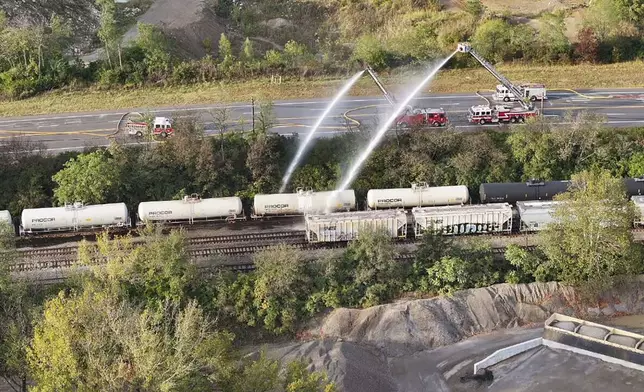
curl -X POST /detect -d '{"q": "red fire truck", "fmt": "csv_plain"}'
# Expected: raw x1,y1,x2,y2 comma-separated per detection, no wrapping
126,117,174,138
467,105,537,125
397,108,448,128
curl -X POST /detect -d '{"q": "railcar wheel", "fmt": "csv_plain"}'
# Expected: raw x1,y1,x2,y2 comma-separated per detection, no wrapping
503,97,510,102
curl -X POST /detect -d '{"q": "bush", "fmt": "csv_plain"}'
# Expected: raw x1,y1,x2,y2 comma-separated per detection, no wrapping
352,34,391,70
172,61,199,84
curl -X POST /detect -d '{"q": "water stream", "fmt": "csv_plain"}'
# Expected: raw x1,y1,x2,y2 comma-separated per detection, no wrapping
330,52,457,202
279,70,365,193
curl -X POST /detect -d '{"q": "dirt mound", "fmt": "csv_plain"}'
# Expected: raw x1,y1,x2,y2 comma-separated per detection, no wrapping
1,0,99,51
264,278,644,391
317,281,575,357
121,0,227,59
267,340,397,392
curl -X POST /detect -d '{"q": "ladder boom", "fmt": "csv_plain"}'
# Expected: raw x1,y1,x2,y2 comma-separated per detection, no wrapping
365,65,397,106
457,43,532,110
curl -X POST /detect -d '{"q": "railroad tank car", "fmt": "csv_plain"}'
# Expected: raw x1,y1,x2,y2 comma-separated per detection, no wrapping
305,210,407,243
479,179,571,203
0,210,11,226
411,203,513,237
253,189,356,217
20,203,129,234
516,201,561,232
367,183,470,209
625,178,644,197
138,195,243,224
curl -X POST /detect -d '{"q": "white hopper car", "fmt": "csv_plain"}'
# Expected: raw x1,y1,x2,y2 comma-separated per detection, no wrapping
412,203,513,237
20,203,130,235
253,189,356,217
516,201,561,232
0,210,11,226
367,183,469,209
631,196,644,225
138,195,244,224
305,210,408,243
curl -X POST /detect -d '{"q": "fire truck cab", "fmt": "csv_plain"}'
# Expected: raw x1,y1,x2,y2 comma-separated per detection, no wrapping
494,84,547,102
397,108,448,128
126,116,174,138
467,105,537,125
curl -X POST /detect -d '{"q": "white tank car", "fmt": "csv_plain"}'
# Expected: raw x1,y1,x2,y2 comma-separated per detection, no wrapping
0,210,11,225
516,201,561,232
367,183,469,209
632,196,644,226
253,189,356,217
21,203,129,234
138,195,243,223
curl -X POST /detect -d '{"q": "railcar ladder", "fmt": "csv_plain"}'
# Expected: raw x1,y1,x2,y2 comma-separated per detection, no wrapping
457,43,533,110
365,65,397,106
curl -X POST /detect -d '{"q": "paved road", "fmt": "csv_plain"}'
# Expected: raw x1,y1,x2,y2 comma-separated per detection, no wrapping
1,88,644,152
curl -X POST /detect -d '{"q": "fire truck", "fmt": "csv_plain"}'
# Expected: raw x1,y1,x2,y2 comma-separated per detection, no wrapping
494,84,547,102
457,43,541,113
397,108,448,128
467,105,537,125
365,65,449,128
126,116,174,138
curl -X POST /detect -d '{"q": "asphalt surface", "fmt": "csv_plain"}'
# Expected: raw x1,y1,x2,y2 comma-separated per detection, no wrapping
1,88,644,152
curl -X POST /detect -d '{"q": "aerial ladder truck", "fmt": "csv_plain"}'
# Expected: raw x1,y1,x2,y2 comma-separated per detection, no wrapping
456,43,540,125
365,65,449,128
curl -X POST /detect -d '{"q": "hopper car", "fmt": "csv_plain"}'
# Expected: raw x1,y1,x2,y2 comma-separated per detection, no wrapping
0,210,11,226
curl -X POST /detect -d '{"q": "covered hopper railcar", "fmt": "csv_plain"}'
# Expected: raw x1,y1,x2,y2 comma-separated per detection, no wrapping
411,203,513,237
253,189,356,218
367,183,469,209
138,195,244,224
515,201,561,232
0,210,11,226
20,203,130,235
480,179,571,204
305,210,408,243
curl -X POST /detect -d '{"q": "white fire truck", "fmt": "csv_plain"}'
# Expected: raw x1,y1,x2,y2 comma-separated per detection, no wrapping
467,105,537,125
125,116,174,138
494,84,547,102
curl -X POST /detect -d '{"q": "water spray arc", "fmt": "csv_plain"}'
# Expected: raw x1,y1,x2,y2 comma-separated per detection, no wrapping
279,70,365,193
332,52,457,197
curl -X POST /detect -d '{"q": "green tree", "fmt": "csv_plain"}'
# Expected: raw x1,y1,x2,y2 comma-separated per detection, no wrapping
241,37,255,62
352,34,389,70
423,239,501,295
317,228,403,308
27,288,235,392
252,245,312,334
465,0,485,18
540,169,642,290
79,229,197,308
246,132,283,194
96,0,121,69
218,33,234,70
52,151,120,205
471,19,514,62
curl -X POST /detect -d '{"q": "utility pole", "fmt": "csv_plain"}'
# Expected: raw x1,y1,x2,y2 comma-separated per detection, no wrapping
251,98,255,133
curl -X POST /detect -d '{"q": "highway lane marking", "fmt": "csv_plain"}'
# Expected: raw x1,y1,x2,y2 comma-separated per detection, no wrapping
5,89,644,124
5,103,644,135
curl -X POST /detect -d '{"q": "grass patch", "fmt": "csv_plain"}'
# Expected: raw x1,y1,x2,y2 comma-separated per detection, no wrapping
1,61,644,117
